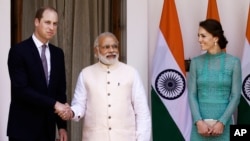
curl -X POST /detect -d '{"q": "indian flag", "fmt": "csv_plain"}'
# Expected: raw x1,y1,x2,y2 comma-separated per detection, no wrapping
151,0,192,141
237,4,250,124
206,0,226,53
206,0,220,21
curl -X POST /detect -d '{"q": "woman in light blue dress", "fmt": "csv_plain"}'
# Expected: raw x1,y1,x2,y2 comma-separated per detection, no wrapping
188,19,242,141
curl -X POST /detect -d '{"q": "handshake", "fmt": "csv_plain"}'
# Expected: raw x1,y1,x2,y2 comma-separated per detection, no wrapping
54,101,74,120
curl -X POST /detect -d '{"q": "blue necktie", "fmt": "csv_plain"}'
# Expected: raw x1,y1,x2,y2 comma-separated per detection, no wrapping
41,44,48,84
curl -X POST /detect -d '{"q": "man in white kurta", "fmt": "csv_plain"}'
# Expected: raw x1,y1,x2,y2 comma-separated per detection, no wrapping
68,32,151,141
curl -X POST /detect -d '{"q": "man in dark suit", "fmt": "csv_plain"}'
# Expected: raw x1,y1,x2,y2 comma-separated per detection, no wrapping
7,6,68,141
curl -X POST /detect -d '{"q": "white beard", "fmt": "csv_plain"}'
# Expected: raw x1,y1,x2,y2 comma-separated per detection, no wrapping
98,52,119,65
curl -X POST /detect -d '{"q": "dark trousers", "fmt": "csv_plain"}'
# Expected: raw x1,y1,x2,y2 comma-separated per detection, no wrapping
9,138,24,141
9,122,53,141
9,136,51,141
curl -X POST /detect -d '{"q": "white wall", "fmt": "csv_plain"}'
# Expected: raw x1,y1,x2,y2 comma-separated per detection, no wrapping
127,0,149,92
0,0,10,141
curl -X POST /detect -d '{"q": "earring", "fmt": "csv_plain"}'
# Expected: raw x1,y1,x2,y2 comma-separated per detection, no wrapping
214,42,217,46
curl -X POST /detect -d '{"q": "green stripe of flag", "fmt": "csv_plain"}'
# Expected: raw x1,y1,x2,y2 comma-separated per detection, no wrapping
237,96,250,124
151,87,185,141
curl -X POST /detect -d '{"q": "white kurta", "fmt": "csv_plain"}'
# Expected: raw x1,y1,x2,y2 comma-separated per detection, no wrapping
71,61,151,141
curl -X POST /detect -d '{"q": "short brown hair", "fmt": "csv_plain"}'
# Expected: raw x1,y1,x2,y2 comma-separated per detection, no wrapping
35,6,58,21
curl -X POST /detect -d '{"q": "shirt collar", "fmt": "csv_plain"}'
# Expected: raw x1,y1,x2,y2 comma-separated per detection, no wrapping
97,61,120,70
32,34,49,48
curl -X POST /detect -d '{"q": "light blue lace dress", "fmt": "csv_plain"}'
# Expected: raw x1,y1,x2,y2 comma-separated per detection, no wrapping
188,52,241,141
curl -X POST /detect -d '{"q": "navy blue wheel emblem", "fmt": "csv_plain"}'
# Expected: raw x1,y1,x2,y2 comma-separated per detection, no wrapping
242,74,250,101
155,69,185,100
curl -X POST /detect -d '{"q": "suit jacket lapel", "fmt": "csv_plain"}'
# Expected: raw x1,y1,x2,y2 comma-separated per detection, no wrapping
29,37,48,86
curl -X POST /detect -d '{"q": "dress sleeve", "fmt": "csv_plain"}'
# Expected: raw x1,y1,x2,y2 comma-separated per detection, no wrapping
218,58,242,125
188,58,202,124
71,71,87,121
132,70,151,141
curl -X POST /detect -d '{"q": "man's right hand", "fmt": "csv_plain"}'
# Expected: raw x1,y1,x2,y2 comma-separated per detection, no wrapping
54,102,72,120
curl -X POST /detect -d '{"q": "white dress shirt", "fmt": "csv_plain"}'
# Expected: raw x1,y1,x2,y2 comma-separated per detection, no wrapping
32,34,51,81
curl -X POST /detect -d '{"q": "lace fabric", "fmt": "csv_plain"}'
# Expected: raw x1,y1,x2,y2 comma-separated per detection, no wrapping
188,52,242,141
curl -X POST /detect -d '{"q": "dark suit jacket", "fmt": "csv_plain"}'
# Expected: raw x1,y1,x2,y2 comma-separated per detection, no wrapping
7,37,67,141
